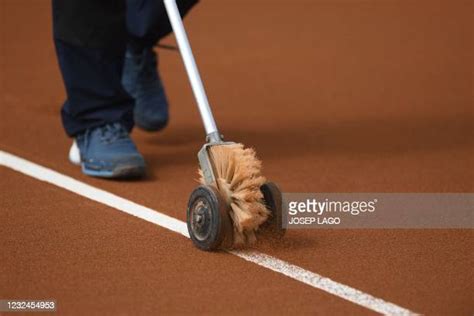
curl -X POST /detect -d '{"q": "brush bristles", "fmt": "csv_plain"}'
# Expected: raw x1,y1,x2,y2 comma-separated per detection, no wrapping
199,143,269,247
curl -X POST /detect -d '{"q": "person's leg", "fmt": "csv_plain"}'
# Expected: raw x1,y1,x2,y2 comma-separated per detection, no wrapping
53,0,133,136
53,0,145,178
55,39,134,136
122,0,199,131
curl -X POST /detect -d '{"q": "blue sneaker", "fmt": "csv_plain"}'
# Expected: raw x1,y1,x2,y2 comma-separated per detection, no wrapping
122,47,169,131
72,123,146,178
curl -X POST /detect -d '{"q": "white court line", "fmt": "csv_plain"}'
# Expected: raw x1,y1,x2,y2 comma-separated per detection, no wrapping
0,150,416,315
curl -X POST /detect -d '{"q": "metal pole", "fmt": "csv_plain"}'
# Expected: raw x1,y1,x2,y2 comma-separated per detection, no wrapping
163,0,220,140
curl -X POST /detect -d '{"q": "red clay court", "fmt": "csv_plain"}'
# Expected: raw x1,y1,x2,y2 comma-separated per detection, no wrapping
1,1,473,314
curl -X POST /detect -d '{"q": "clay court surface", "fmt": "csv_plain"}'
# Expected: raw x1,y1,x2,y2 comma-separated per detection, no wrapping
1,1,473,314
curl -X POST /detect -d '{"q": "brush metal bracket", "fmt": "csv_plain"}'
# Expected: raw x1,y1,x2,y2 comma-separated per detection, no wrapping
198,135,235,185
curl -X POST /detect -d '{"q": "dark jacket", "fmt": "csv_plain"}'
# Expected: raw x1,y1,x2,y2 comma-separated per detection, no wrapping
53,0,199,50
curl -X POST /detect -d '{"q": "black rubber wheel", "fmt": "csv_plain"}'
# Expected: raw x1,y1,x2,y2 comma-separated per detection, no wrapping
260,182,286,238
187,185,233,251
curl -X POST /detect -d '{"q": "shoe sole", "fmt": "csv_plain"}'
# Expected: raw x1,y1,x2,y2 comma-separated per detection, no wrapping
81,163,146,179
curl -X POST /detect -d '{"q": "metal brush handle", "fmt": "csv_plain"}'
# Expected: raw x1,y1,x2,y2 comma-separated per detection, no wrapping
163,0,222,143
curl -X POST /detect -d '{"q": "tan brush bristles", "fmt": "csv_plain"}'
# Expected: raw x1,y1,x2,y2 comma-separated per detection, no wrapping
198,143,269,247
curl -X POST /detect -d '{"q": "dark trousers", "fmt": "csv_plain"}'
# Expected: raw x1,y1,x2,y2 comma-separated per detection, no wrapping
53,0,198,136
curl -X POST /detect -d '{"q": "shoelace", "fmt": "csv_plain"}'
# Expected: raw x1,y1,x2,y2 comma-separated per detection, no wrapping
76,123,127,159
99,123,128,144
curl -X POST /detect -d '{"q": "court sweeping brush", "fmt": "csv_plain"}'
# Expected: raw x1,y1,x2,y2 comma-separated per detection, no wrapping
164,0,272,248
